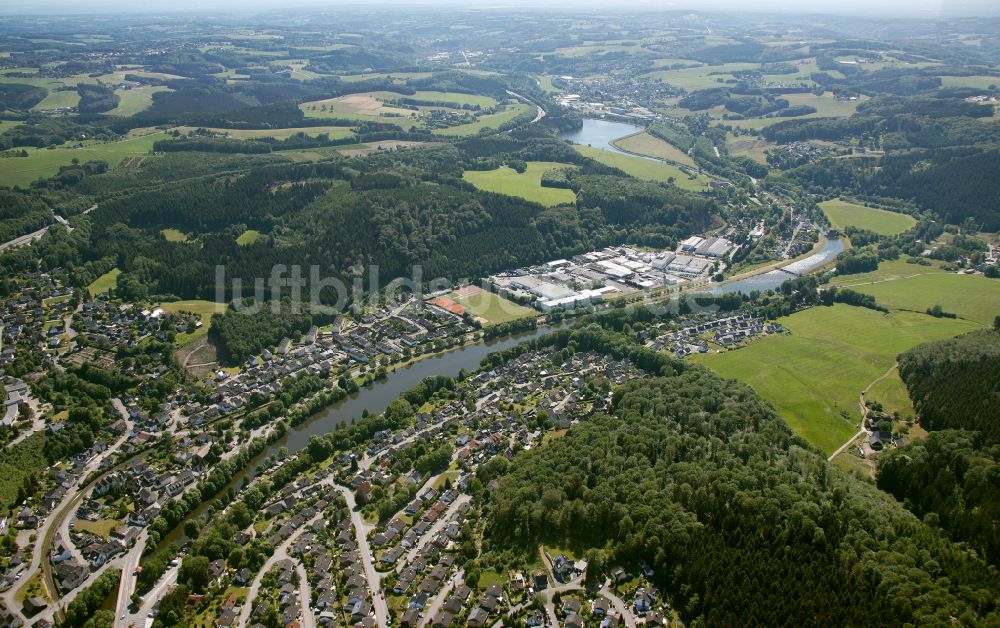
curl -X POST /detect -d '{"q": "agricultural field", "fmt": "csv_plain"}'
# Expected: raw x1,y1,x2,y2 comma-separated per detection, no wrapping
0,131,168,187
338,72,433,82
301,90,498,126
174,125,355,140
939,75,1000,89
721,93,865,130
611,131,696,166
573,145,709,191
86,268,121,296
645,62,760,89
820,199,917,236
0,120,22,134
691,304,978,455
431,103,532,137
462,161,576,206
836,269,1000,327
107,86,170,116
448,286,536,326
301,92,418,122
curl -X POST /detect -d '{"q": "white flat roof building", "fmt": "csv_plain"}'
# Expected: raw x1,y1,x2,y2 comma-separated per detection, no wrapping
681,236,705,251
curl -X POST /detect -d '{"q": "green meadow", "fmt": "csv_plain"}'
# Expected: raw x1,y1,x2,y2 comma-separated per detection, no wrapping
86,268,121,296
691,304,978,455
462,161,576,206
573,145,709,192
820,199,917,236
0,132,168,187
449,289,537,326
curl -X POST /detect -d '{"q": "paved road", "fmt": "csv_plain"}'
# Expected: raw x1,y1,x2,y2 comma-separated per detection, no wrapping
334,484,389,626
296,562,315,628
0,420,133,624
599,582,637,628
0,226,49,253
398,494,470,572
238,511,320,628
505,90,546,124
418,570,463,628
129,561,178,627
115,530,148,625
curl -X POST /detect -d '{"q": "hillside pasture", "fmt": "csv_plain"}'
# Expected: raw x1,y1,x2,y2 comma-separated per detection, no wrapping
820,199,916,236
573,145,709,192
691,304,978,455
462,161,576,207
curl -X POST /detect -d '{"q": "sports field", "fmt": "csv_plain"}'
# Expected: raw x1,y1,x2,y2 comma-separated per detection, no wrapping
573,145,709,192
820,199,916,236
611,131,696,166
690,304,978,455
462,161,576,206
448,286,536,326
86,268,121,296
0,131,168,188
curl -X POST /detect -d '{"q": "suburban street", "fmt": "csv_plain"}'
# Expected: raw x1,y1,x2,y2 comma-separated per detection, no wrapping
334,484,389,626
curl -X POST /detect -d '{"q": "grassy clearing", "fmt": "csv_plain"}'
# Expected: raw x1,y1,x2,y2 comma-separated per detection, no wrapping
73,518,120,540
727,134,772,164
107,86,170,116
236,229,261,246
432,103,532,137
87,268,121,297
161,228,189,242
940,75,1000,89
463,161,576,206
690,305,978,455
722,93,865,131
573,145,709,192
866,370,915,419
160,300,225,345
538,76,563,94
301,92,417,122
0,131,168,188
819,199,916,236
448,288,537,325
612,131,696,166
0,120,23,134
174,125,355,140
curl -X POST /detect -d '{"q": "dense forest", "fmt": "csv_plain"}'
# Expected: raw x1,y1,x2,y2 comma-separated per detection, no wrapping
482,327,1000,626
898,328,1000,442
877,328,1000,570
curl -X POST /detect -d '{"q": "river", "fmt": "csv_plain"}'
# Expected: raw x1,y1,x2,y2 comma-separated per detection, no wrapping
709,235,845,295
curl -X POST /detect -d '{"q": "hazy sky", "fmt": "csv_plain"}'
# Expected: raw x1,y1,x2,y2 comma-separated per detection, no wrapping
1,0,997,17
